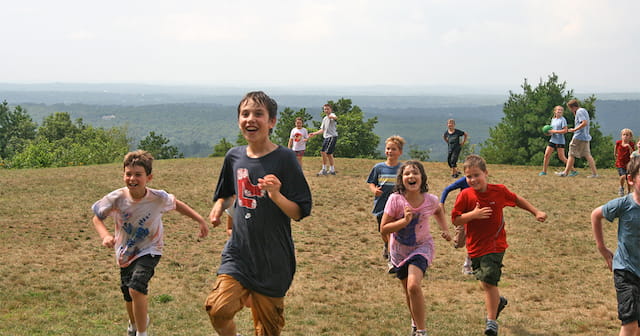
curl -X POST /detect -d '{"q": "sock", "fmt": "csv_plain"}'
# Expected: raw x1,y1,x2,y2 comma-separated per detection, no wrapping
128,321,136,332
322,165,326,171
136,332,147,336
329,166,335,172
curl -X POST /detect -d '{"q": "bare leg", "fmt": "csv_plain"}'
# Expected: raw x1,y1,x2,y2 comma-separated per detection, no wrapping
129,289,148,332
541,146,553,173
481,281,500,320
402,265,426,330
556,147,568,163
586,154,598,175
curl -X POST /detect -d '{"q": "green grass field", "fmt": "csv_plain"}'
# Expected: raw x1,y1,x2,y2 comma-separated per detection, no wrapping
0,157,624,335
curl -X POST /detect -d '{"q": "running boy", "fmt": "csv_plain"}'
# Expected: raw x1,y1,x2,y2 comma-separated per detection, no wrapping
366,135,405,272
92,150,209,336
381,160,451,336
288,117,309,167
443,119,468,178
452,154,546,336
592,156,640,336
615,129,636,196
205,91,312,336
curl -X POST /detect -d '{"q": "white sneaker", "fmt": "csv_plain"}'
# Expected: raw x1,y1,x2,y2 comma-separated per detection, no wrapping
316,169,327,176
462,264,473,275
619,187,625,196
587,174,599,178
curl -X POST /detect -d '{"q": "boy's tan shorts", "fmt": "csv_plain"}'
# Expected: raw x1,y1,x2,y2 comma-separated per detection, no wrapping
568,138,591,158
205,274,285,336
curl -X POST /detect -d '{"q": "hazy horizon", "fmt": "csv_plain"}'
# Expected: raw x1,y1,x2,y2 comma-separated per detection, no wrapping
2,1,639,93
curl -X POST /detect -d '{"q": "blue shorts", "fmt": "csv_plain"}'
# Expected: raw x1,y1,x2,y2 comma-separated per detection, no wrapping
120,254,161,301
321,136,337,155
618,167,628,176
395,255,428,280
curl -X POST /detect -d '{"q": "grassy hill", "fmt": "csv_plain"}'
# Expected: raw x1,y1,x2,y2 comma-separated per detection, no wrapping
0,156,624,335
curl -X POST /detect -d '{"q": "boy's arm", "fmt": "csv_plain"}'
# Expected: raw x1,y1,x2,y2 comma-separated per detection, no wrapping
258,174,303,220
209,197,234,227
175,199,209,238
515,195,547,222
591,206,613,271
92,215,115,248
288,137,293,149
461,132,468,146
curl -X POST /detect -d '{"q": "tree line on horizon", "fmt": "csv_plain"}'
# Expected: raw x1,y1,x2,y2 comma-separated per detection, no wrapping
0,74,615,169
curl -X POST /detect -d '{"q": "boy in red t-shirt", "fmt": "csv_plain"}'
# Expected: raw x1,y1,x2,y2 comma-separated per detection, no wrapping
615,128,636,196
452,155,546,336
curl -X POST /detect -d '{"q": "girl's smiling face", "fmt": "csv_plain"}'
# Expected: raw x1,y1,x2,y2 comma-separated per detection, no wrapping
402,164,422,192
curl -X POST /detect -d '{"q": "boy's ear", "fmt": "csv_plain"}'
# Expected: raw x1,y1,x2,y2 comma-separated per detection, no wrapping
147,173,153,182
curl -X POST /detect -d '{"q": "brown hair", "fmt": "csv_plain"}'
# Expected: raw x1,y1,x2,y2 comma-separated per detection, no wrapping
567,99,580,108
237,91,278,120
628,156,640,180
123,150,154,175
463,154,487,173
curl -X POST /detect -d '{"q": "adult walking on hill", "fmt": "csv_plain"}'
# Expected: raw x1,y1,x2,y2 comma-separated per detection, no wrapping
556,99,598,178
443,119,467,178
310,104,338,176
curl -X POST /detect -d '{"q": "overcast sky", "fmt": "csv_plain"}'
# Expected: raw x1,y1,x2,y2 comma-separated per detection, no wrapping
1,0,638,93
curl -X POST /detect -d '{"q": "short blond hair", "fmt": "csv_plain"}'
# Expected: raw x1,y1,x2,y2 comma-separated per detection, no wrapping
621,128,634,138
385,135,406,151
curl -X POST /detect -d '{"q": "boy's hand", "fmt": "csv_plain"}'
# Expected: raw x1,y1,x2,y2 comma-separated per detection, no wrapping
258,174,282,195
471,202,492,220
599,247,614,271
102,235,115,248
535,211,547,222
373,186,383,197
209,207,222,227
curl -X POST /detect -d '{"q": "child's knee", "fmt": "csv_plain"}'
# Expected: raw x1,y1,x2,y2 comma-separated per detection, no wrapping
205,299,238,323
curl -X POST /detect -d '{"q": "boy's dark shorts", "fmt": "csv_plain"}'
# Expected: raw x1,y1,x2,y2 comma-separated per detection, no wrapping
321,136,337,155
471,252,504,286
396,254,428,280
618,167,628,176
615,269,640,325
120,254,161,302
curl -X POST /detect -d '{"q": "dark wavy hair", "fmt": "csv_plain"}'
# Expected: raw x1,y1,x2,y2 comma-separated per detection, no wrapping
394,160,429,194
